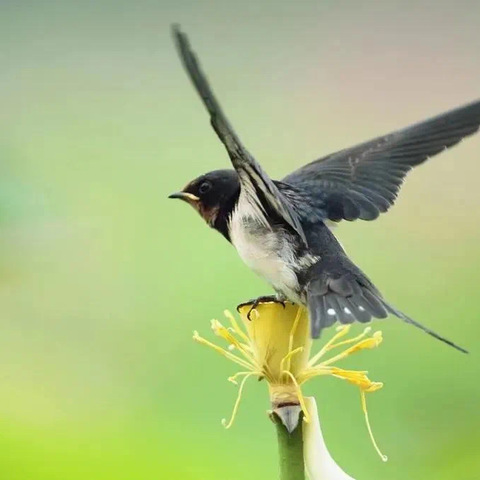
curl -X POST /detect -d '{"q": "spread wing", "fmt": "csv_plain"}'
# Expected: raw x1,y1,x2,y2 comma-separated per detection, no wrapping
283,101,480,222
172,25,307,244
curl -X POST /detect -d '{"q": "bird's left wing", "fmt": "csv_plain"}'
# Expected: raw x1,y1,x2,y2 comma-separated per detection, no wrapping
283,100,480,222
172,26,306,243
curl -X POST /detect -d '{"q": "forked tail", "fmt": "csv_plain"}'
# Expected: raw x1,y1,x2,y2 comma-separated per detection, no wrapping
307,273,468,353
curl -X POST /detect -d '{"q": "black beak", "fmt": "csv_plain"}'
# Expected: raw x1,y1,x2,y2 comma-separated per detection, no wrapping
168,192,200,202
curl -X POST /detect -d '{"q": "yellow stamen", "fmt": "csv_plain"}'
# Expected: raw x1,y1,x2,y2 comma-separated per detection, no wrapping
193,331,255,370
329,367,382,391
321,331,383,367
361,390,388,462
228,371,261,385
328,327,372,352
282,370,311,423
280,346,304,374
222,372,256,429
224,310,250,343
297,365,336,383
211,320,258,366
237,342,254,354
307,325,352,367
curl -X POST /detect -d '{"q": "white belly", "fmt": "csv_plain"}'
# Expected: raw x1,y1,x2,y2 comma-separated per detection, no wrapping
228,196,300,299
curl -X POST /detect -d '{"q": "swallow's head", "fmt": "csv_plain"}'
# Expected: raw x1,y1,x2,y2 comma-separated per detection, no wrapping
169,169,240,226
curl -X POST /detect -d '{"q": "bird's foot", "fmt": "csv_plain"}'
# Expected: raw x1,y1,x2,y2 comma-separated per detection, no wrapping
237,295,287,321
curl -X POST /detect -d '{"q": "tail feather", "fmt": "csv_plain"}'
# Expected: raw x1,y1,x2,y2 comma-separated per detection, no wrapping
359,289,389,319
344,296,371,323
384,303,468,354
307,274,468,353
309,293,336,330
329,294,355,324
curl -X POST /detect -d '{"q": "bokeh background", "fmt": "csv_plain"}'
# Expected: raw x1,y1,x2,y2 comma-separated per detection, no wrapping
1,1,479,479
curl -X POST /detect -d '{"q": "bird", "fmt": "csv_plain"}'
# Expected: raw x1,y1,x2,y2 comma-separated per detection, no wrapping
169,25,480,353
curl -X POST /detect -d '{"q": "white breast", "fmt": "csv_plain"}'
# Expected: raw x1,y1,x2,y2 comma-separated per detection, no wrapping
228,193,301,300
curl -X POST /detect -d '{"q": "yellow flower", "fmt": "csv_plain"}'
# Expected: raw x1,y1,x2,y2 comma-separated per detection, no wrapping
193,301,387,461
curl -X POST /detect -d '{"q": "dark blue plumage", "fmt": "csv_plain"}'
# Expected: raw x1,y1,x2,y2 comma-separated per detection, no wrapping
169,26,479,353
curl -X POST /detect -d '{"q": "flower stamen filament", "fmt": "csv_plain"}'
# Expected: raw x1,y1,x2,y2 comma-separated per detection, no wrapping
193,331,255,370
307,325,352,367
361,390,388,462
282,370,311,423
222,372,256,429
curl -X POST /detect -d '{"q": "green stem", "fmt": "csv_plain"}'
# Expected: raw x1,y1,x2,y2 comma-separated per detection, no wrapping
272,407,305,480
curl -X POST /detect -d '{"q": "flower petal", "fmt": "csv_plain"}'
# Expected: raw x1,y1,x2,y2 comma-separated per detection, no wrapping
303,397,356,480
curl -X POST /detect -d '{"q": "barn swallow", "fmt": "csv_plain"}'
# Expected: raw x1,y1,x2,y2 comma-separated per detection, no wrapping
169,25,480,353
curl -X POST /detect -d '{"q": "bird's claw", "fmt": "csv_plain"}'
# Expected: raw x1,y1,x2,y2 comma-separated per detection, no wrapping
237,295,287,321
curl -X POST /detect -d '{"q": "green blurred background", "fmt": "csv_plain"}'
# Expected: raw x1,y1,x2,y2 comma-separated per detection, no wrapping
1,1,479,478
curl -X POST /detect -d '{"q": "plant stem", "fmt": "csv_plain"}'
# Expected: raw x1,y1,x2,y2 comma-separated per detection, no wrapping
272,407,305,480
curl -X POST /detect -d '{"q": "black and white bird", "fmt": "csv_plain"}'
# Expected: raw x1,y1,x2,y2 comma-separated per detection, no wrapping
169,26,480,353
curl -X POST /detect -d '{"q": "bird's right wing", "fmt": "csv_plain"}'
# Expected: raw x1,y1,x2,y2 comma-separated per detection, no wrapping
172,26,307,244
284,101,480,222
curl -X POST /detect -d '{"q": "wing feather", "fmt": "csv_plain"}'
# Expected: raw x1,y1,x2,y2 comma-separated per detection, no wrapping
284,101,480,223
172,26,307,243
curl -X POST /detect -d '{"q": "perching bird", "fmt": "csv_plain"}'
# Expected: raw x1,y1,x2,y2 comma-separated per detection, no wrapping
169,26,479,353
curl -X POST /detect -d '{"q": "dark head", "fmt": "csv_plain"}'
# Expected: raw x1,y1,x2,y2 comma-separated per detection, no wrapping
169,169,240,236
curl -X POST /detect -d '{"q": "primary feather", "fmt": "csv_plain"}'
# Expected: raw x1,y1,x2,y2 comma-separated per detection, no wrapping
172,25,307,244
283,101,480,223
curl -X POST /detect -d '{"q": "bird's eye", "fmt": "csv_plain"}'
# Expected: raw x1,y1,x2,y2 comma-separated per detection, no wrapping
199,181,212,194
